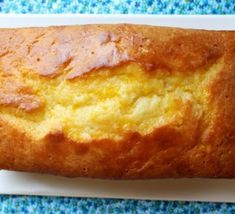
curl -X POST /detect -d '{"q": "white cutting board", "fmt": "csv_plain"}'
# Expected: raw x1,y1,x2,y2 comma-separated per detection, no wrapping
0,15,235,202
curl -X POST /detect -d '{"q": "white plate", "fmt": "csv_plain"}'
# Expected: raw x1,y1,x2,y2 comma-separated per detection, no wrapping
1,15,235,202
0,14,235,30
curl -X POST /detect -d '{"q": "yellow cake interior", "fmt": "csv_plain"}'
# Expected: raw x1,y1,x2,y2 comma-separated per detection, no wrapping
0,61,222,142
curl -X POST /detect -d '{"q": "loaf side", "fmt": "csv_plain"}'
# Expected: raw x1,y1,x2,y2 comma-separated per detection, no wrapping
0,24,235,178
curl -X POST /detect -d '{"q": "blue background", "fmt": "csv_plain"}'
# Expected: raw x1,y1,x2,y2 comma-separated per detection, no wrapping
0,0,235,213
0,0,234,14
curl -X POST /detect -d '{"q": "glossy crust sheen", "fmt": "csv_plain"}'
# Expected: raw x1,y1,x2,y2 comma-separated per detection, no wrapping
0,24,235,178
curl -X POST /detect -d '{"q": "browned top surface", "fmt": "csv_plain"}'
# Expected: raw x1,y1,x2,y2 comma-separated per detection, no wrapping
0,25,228,111
0,24,227,112
0,25,225,78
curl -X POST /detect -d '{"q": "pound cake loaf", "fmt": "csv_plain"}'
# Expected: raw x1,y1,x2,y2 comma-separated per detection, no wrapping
0,24,235,178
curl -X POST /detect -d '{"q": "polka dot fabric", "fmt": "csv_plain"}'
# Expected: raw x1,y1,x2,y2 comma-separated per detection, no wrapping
0,0,235,213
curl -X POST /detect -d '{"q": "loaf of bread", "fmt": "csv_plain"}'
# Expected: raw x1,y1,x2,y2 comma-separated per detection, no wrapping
0,24,235,178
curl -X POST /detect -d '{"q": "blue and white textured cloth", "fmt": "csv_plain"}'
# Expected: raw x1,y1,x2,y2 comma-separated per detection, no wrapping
0,0,235,213
0,0,234,14
1,196,235,213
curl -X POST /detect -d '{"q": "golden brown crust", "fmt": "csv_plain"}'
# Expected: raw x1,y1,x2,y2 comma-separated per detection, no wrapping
0,75,42,111
0,25,224,79
1,24,235,178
